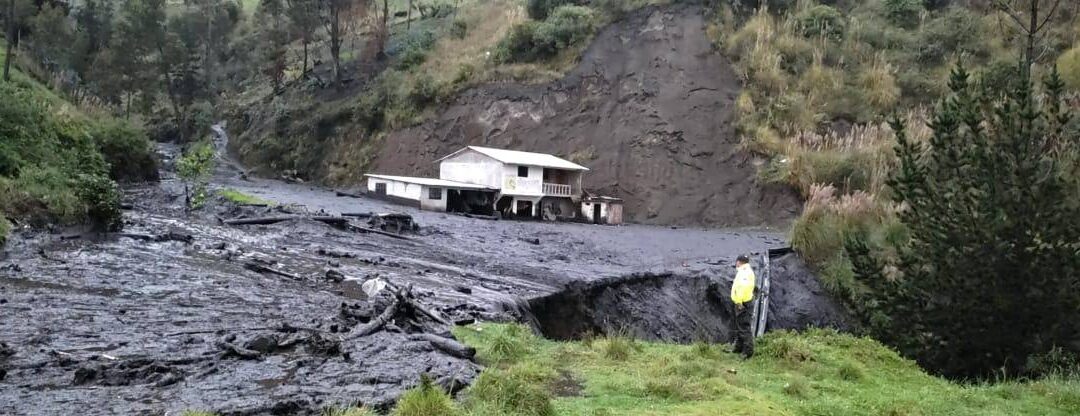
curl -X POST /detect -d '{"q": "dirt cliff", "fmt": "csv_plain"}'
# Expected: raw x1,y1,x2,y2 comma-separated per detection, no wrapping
372,4,801,226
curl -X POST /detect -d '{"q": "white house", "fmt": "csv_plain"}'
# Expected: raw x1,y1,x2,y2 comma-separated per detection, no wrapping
364,146,589,219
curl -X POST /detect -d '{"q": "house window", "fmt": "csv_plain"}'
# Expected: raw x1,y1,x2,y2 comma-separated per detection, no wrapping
517,166,529,177
375,182,387,195
428,187,442,200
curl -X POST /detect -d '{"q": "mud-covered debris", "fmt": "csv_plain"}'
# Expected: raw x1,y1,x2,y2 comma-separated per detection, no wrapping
244,261,302,280
0,342,15,358
217,337,263,359
520,237,541,245
367,213,417,234
116,231,194,244
73,358,187,387
244,334,280,353
454,285,472,294
325,269,346,282
407,334,475,359
316,247,357,258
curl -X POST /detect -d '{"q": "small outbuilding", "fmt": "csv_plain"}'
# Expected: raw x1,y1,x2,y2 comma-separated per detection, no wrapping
364,174,497,214
581,196,623,225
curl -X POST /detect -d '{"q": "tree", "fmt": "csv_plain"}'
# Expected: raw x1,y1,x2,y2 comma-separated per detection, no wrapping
72,0,116,78
162,10,209,140
257,0,289,91
863,64,1080,379
109,0,167,114
177,140,215,209
993,0,1076,73
29,3,75,71
285,0,318,76
3,0,34,81
318,0,360,86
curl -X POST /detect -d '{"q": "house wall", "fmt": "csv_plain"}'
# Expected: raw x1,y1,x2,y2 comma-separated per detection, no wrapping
501,164,543,196
366,178,423,208
419,186,448,211
439,150,503,189
582,201,608,223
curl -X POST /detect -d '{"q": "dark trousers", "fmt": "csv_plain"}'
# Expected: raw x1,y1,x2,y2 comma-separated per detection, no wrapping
733,302,754,358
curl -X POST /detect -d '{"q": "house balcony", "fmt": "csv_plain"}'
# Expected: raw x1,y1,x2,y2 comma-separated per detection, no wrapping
542,183,573,197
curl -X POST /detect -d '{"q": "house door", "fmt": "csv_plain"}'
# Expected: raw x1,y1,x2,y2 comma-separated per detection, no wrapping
593,204,602,224
375,183,387,196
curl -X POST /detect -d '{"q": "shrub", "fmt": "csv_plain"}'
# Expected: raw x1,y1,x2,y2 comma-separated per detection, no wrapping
0,216,10,247
392,374,459,416
396,30,437,70
450,18,468,39
881,0,923,29
527,0,574,20
408,74,442,107
89,119,158,183
602,334,637,361
482,325,531,364
176,141,216,209
838,361,866,381
1057,45,1080,91
465,367,556,416
495,6,595,63
782,375,811,398
796,5,845,39
76,174,123,232
758,332,815,364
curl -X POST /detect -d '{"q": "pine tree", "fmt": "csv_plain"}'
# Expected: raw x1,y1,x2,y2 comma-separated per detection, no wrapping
878,63,1080,378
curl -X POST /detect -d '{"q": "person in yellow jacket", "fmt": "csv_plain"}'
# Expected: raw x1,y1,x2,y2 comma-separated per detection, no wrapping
731,254,756,358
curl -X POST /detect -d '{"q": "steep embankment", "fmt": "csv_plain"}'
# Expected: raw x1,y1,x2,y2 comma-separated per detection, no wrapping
372,5,800,226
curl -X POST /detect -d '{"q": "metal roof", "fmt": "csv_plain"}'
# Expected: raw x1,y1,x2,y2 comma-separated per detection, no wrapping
438,146,589,171
364,174,495,190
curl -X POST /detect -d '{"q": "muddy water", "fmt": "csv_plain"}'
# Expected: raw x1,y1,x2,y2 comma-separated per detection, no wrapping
0,144,800,415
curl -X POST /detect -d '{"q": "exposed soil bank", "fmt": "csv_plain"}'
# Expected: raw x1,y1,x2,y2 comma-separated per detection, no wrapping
373,4,801,227
528,253,849,343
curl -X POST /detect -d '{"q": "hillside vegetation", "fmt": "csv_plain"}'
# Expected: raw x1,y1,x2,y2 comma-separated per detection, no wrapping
0,52,157,244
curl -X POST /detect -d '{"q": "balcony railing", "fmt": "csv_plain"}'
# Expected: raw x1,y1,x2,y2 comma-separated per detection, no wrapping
542,183,572,197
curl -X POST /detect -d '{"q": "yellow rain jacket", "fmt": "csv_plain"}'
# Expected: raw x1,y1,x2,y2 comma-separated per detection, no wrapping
730,263,756,305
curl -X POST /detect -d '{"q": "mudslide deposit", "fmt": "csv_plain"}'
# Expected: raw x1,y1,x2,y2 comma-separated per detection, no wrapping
373,4,801,226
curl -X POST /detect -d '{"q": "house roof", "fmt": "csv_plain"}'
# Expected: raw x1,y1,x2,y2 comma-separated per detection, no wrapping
364,174,495,190
438,146,589,171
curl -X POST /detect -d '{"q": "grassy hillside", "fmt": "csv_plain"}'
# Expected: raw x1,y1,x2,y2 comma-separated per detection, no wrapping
0,50,157,244
447,324,1079,416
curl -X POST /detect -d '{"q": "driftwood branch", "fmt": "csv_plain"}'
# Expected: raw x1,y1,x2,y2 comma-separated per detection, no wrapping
408,333,475,359
335,191,363,198
244,262,302,280
215,338,262,359
349,296,401,338
115,232,194,244
225,216,348,226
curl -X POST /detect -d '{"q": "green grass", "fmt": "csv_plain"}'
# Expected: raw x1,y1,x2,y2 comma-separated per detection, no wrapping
452,323,1080,416
217,188,274,205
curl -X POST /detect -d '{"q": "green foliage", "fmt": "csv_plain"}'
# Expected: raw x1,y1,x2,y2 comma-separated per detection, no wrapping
450,18,469,39
1058,46,1080,91
89,119,159,182
881,0,924,29
602,333,638,361
456,323,1080,415
481,324,532,364
527,0,575,20
392,374,459,416
796,5,845,39
218,188,272,205
466,366,556,416
177,141,216,209
76,174,123,232
408,74,443,107
0,216,10,247
871,65,1080,378
396,30,437,70
495,6,596,64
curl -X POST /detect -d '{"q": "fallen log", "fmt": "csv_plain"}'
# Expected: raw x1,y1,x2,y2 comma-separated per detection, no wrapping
225,216,348,226
384,281,453,327
349,296,400,338
459,212,499,221
407,333,475,359
344,223,413,241
215,338,262,359
335,191,363,198
341,212,374,218
116,232,194,244
244,262,302,280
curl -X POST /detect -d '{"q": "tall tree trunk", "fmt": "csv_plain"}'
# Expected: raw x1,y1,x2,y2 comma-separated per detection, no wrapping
301,40,308,75
379,0,387,56
331,10,341,85
407,0,412,30
1026,0,1038,75
3,0,14,81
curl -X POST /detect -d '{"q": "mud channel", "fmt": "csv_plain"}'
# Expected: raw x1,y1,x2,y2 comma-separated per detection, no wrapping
0,145,843,415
